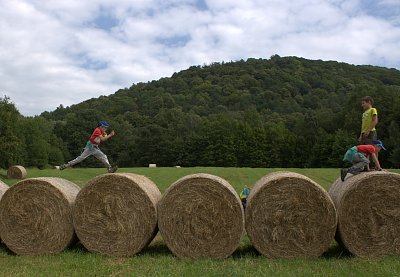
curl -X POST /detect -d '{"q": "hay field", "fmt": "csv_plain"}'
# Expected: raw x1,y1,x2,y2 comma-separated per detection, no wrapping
0,167,400,276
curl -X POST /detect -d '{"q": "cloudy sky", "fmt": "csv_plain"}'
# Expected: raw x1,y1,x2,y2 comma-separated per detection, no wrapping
1,0,399,116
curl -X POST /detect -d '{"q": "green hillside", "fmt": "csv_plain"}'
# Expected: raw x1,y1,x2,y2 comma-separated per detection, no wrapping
2,56,400,168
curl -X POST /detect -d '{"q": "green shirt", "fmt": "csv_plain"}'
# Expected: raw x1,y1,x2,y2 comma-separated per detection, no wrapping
361,107,377,133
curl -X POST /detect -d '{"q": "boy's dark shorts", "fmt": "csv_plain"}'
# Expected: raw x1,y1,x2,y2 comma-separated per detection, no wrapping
360,130,377,145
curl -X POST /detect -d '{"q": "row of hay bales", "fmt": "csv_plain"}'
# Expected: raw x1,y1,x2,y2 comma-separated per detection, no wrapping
0,171,399,258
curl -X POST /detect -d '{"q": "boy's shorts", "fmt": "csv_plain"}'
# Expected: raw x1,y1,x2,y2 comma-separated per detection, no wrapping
360,130,377,145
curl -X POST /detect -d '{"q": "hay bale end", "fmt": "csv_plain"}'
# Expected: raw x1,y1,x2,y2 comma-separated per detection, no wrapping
329,171,400,257
0,179,9,242
0,180,8,197
245,171,337,258
73,173,161,257
0,177,80,255
158,173,244,258
7,165,27,179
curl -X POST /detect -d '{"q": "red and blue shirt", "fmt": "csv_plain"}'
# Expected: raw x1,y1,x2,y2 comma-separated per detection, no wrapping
357,145,376,158
89,127,103,145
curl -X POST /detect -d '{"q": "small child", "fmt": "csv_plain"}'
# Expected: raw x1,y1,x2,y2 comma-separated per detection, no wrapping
59,121,118,173
240,186,251,209
340,140,386,182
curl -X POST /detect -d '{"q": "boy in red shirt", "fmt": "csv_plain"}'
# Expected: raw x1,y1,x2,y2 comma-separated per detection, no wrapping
341,140,386,181
59,121,118,173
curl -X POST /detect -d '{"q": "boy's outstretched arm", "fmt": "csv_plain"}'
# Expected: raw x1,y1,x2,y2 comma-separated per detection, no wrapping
370,153,382,171
100,130,115,142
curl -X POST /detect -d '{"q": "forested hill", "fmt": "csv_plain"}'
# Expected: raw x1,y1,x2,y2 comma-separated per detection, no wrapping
2,55,400,169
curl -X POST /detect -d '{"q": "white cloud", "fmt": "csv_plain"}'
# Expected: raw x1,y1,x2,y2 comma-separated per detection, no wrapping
0,0,399,116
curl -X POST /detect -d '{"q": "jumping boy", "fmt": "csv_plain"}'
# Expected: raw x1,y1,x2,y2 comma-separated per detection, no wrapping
340,140,386,182
59,121,118,173
359,96,378,145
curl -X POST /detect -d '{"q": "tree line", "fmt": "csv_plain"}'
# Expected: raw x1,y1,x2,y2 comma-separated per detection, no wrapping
1,56,400,169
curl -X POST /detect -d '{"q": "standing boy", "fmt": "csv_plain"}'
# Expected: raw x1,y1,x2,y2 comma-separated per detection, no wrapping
340,140,386,181
359,96,378,144
59,121,118,173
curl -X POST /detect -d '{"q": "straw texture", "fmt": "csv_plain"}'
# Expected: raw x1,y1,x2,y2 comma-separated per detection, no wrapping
329,171,400,257
7,165,26,179
0,180,8,196
158,173,244,258
0,177,80,255
246,171,337,257
73,173,161,256
0,180,9,241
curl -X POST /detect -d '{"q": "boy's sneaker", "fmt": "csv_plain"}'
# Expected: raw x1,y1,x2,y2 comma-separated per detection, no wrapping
59,164,67,171
340,168,348,182
108,165,118,173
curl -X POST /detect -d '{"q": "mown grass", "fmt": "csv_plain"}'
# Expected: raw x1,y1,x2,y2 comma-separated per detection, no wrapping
0,167,399,277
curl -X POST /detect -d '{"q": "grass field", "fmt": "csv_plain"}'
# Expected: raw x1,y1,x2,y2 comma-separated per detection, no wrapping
0,167,399,276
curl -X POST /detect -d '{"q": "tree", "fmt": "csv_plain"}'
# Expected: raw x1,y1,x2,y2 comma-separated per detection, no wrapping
25,57,400,168
0,96,24,168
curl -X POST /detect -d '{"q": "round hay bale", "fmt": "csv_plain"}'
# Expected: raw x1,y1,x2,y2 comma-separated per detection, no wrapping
0,180,9,197
0,179,9,242
245,171,337,258
0,177,80,255
328,171,400,257
158,173,244,258
73,173,161,257
7,165,27,179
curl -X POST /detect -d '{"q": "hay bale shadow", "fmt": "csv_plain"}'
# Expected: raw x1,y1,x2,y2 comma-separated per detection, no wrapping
231,244,260,258
67,241,89,254
321,243,351,259
0,241,16,256
138,234,172,256
139,242,171,257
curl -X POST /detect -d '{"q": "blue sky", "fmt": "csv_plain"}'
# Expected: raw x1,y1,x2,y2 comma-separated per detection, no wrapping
0,0,399,116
